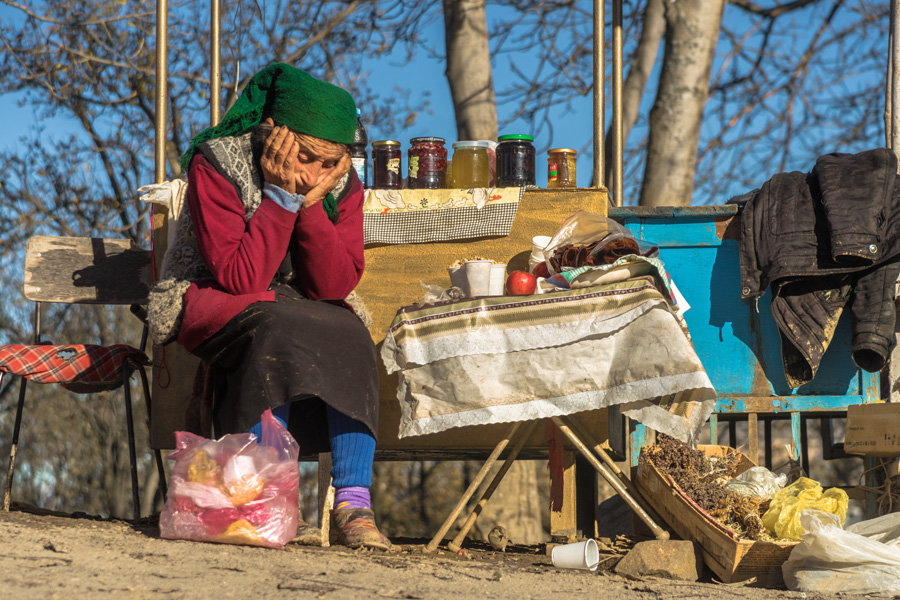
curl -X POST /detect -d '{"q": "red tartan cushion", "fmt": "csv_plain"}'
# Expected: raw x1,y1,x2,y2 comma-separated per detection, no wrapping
0,344,149,393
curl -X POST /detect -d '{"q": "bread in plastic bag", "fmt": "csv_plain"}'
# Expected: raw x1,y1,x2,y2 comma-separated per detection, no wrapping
724,466,788,500
761,477,848,540
542,210,657,275
782,509,900,594
159,409,300,548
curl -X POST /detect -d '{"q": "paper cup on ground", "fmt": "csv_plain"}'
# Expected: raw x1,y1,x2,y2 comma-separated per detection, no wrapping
551,539,600,571
464,260,493,297
529,235,552,271
489,263,507,296
448,265,469,296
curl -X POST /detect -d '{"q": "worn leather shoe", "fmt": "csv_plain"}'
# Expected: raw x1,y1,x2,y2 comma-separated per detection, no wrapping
330,507,392,551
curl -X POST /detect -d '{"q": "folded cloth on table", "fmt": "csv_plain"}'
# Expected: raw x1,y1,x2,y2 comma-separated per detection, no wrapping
381,277,715,441
362,187,523,245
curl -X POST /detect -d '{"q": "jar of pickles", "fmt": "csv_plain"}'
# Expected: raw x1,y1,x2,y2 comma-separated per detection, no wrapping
408,137,447,189
450,141,491,188
547,148,577,188
496,134,535,186
372,140,402,189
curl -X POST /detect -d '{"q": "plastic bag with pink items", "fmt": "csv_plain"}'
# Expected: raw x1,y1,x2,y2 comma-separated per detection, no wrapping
159,409,300,548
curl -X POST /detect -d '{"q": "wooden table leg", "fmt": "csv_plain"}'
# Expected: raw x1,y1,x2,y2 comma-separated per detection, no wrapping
551,416,669,541
424,421,522,553
550,450,578,542
447,420,538,552
317,452,334,547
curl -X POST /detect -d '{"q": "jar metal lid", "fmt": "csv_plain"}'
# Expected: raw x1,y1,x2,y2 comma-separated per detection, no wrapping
452,140,490,150
498,134,534,142
548,148,577,154
373,140,401,147
410,136,446,144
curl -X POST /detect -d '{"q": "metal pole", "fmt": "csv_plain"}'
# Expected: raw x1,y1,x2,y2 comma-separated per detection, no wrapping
612,0,624,205
155,0,168,183
210,0,221,125
891,0,900,155
592,0,605,188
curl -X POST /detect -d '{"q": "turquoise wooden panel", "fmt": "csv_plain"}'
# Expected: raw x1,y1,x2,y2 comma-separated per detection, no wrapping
609,206,878,414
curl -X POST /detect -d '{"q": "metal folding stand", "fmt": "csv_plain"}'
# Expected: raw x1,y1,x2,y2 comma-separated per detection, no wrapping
424,415,669,553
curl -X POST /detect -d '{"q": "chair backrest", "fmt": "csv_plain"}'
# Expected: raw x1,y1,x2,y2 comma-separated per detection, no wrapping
24,236,151,305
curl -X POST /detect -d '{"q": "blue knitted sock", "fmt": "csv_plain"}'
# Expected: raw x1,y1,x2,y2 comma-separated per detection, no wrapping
247,403,291,442
326,405,375,489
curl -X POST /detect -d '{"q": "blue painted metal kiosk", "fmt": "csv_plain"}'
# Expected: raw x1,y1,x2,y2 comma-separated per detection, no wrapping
610,205,880,472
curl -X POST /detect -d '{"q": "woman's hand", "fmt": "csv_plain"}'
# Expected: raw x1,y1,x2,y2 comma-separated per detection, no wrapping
259,117,299,194
302,152,352,209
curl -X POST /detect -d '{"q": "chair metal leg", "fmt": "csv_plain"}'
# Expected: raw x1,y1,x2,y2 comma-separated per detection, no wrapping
137,365,167,502
122,363,141,522
4,375,28,511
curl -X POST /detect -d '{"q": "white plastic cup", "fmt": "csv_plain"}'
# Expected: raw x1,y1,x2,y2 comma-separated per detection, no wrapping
551,538,600,571
529,235,552,271
464,260,493,297
488,263,507,296
448,265,469,296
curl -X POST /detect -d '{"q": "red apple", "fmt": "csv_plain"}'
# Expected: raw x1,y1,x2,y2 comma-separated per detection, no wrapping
506,270,537,295
531,261,550,278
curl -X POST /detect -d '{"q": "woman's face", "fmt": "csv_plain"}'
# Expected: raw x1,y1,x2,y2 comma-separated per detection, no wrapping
292,133,348,195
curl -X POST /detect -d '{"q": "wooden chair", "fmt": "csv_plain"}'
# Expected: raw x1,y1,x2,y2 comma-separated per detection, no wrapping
0,236,167,521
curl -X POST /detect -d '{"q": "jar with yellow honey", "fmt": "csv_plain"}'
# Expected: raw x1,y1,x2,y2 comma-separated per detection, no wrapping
547,148,577,188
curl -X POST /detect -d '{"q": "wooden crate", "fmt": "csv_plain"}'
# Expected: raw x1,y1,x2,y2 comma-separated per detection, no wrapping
634,444,796,586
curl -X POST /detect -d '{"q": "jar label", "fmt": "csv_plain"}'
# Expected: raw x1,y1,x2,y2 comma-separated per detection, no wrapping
387,158,400,175
408,156,419,179
548,162,558,182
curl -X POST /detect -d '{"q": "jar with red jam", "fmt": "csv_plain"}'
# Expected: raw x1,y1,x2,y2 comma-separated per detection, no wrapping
408,137,447,189
372,140,402,189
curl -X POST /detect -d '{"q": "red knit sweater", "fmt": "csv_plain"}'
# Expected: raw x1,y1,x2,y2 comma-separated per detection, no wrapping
176,154,365,351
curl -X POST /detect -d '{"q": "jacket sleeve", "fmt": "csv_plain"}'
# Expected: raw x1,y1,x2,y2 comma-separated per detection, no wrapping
187,154,298,295
290,172,365,300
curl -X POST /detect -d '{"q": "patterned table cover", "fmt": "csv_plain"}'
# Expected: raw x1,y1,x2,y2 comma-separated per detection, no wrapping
381,277,716,441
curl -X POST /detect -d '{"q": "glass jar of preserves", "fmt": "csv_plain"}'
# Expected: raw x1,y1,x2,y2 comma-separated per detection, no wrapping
372,140,402,189
408,137,447,189
496,134,535,186
450,141,491,188
547,148,577,188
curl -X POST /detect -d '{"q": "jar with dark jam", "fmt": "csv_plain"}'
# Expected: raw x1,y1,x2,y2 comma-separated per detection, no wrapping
372,140,402,189
408,137,447,189
496,134,535,186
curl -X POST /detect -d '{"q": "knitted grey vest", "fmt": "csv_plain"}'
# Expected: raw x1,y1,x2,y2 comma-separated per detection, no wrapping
147,132,353,345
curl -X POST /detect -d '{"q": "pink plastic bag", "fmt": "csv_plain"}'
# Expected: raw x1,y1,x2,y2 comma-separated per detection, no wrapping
159,409,300,548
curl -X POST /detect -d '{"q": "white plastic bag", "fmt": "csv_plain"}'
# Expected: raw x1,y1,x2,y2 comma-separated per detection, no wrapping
782,510,900,594
724,466,787,499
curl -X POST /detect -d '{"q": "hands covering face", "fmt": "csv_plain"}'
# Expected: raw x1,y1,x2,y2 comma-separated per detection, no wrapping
259,117,351,208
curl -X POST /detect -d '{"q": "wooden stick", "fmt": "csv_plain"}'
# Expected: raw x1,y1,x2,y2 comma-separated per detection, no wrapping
447,421,539,552
564,416,668,531
317,452,334,547
551,416,669,540
424,421,522,553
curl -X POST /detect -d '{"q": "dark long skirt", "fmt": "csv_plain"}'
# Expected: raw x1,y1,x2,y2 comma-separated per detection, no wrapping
191,283,379,454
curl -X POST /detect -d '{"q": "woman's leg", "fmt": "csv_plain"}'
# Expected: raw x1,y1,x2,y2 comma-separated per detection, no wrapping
326,405,390,550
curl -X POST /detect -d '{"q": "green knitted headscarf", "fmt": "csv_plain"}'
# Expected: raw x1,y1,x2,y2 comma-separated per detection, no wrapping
180,63,357,220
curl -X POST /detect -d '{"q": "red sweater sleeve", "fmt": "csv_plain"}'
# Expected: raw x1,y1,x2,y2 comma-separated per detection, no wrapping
187,154,297,295
290,172,365,300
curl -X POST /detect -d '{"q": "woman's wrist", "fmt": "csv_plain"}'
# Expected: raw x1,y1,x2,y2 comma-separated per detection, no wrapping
264,182,305,212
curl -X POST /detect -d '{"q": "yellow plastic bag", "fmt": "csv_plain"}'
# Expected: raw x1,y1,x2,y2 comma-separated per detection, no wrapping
761,477,848,540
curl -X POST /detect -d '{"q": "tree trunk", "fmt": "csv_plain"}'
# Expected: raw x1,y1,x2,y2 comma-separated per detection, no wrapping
639,0,725,207
443,0,498,140
604,0,665,187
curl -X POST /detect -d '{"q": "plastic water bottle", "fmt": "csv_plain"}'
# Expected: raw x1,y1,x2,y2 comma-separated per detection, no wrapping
350,107,368,187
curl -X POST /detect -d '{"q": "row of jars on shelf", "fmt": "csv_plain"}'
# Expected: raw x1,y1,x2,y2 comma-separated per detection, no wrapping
367,135,577,189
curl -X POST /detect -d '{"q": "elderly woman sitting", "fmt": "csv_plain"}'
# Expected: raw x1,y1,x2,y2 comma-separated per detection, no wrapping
149,63,389,550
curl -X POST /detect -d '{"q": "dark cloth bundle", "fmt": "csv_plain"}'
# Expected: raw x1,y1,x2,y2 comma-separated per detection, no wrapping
739,148,900,387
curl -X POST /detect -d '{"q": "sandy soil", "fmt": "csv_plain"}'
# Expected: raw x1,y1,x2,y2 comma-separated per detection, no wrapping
0,508,856,600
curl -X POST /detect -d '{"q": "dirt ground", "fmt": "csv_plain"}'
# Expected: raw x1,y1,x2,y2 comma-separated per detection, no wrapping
1,508,867,600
